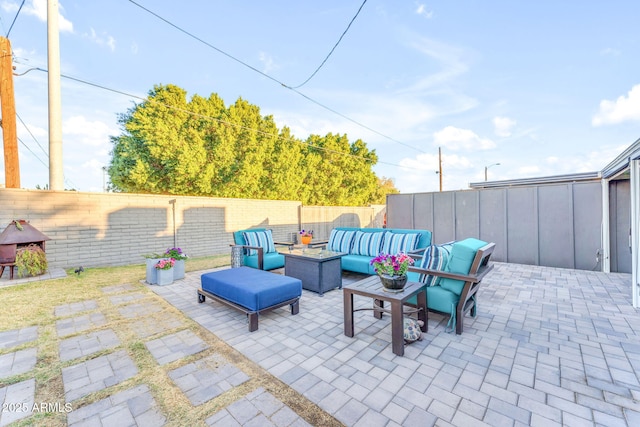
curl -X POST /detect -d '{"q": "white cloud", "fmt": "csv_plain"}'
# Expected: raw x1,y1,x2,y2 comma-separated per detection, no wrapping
433,126,496,151
84,27,116,52
493,116,516,137
62,115,115,146
415,3,433,18
7,0,74,32
592,84,640,126
259,52,278,74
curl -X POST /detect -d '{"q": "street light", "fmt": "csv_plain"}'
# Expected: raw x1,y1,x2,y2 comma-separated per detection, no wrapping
484,163,500,181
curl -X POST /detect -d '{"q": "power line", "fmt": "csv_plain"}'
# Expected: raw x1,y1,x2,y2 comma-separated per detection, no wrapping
17,112,48,157
6,0,26,38
289,0,368,89
29,67,415,170
126,0,426,155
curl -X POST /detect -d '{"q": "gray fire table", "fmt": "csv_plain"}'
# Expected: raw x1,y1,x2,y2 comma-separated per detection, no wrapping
283,248,346,296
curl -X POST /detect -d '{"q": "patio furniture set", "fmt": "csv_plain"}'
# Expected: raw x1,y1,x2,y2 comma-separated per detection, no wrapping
197,227,495,356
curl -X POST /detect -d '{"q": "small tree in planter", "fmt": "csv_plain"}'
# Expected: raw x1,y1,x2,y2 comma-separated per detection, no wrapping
16,244,48,278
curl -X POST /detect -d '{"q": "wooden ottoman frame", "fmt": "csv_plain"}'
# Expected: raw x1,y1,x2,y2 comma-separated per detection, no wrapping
197,288,299,332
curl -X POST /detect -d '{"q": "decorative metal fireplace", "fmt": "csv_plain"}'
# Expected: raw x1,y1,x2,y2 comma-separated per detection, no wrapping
0,220,51,279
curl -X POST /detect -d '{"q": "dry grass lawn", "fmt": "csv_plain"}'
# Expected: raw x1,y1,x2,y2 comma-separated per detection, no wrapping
0,256,343,426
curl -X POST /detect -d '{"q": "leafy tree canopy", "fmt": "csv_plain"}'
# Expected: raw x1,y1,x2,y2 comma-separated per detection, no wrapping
109,84,398,206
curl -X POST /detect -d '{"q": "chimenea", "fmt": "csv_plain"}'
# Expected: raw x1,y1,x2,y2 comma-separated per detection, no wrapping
0,220,51,279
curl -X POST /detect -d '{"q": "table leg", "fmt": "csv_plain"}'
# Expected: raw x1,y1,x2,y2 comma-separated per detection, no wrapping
390,300,404,356
374,298,384,319
343,290,354,337
417,289,427,333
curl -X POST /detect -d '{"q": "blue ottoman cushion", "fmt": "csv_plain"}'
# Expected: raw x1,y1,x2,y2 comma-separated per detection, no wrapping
201,267,302,311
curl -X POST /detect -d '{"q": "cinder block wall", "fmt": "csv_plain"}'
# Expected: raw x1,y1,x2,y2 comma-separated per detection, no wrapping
0,189,384,269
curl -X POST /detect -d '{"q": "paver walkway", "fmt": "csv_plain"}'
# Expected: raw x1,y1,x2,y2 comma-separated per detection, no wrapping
0,269,325,426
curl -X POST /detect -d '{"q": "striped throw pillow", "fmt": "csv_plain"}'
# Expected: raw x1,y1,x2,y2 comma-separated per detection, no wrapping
352,231,385,257
381,232,421,255
419,243,453,286
328,229,356,253
242,230,276,255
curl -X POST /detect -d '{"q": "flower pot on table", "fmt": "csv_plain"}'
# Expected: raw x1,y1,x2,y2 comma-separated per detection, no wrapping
379,274,408,293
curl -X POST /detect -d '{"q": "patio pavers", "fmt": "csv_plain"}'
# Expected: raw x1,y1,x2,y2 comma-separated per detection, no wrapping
151,263,640,426
0,347,37,378
168,353,250,406
0,326,37,350
55,312,107,338
54,300,98,317
144,329,208,365
0,379,35,426
66,384,166,427
58,329,120,362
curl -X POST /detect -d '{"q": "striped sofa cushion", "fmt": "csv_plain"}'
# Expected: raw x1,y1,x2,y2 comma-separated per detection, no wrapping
328,229,356,253
243,230,276,255
381,232,421,255
352,231,385,257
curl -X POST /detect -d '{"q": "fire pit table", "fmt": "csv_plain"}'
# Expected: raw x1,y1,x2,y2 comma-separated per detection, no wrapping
282,248,346,296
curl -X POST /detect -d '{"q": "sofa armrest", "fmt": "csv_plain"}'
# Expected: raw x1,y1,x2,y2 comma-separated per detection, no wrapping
309,240,328,249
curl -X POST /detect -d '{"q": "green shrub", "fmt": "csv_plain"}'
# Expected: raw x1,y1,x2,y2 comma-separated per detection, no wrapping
15,244,48,278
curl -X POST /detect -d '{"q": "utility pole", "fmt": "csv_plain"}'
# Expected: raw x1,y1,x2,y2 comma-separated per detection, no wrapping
0,37,19,188
438,146,443,192
48,0,63,190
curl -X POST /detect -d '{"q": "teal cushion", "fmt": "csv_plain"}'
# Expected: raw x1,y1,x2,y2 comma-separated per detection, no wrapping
419,242,453,286
352,231,384,256
426,285,459,314
328,229,356,253
381,232,421,255
439,238,487,295
243,252,284,270
243,230,276,255
341,255,376,275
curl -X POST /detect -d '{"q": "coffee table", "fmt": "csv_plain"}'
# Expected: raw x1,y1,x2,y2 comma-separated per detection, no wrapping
343,275,427,356
282,248,345,296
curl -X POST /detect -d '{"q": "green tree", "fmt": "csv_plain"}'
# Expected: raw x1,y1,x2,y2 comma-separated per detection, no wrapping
109,84,398,206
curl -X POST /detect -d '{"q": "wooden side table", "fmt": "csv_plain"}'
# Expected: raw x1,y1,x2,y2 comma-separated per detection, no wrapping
343,275,427,356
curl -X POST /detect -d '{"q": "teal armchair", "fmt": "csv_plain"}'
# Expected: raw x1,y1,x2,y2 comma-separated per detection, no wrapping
407,238,495,334
232,228,289,271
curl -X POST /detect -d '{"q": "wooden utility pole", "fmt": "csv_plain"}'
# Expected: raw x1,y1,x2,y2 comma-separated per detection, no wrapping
0,36,19,188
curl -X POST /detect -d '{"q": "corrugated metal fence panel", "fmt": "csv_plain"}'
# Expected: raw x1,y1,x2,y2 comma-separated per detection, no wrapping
433,192,455,244
413,193,434,231
387,181,604,270
479,189,507,262
574,182,603,270
538,184,575,268
386,194,413,229
506,187,539,265
454,191,479,242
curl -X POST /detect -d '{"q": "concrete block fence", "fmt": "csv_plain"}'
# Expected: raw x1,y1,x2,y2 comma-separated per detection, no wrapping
0,188,384,270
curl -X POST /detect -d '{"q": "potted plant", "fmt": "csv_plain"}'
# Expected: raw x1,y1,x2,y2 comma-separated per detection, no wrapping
15,244,48,278
164,247,187,280
143,252,168,285
299,230,313,245
155,258,175,286
370,252,415,293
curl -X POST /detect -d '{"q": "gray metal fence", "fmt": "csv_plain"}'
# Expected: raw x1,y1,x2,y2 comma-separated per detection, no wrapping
387,181,604,271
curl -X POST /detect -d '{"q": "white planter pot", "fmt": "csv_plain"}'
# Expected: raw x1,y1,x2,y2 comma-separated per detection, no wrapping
146,258,170,284
173,259,185,280
156,268,174,286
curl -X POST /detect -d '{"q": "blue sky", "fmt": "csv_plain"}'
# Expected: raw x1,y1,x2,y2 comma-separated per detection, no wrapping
1,0,639,193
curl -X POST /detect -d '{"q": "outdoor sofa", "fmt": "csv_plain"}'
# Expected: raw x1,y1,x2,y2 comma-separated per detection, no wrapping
325,227,432,275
